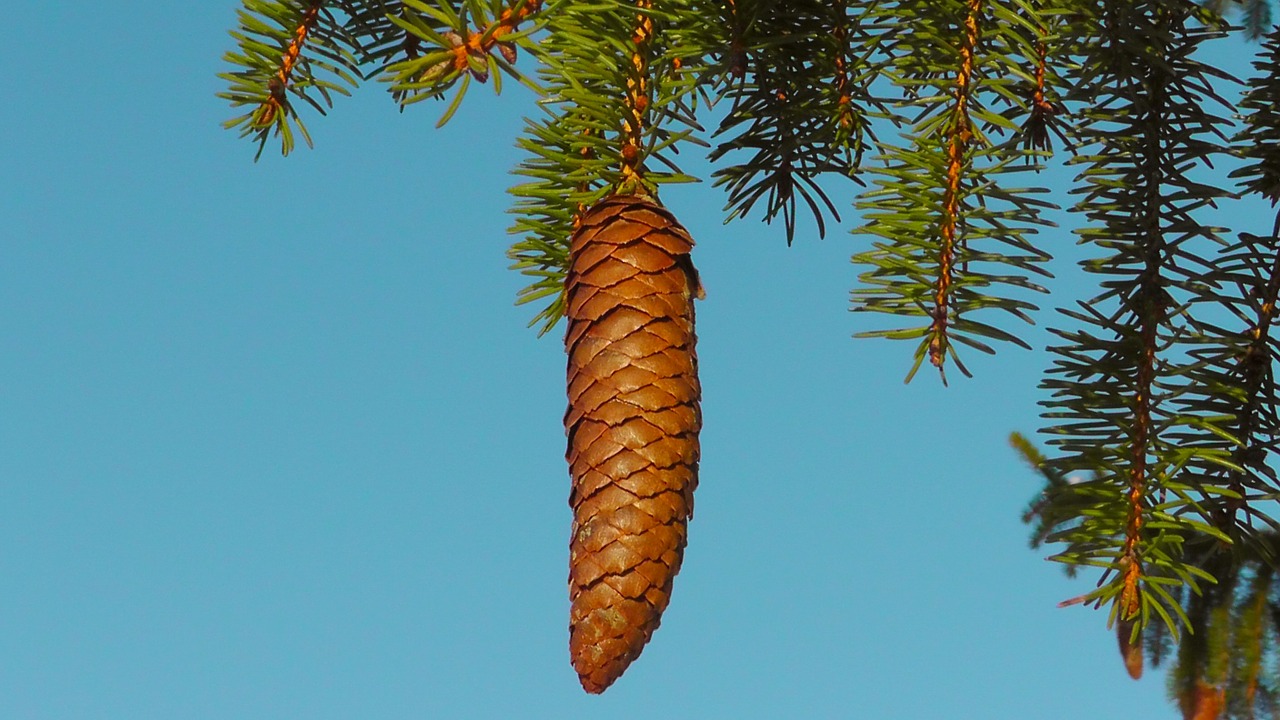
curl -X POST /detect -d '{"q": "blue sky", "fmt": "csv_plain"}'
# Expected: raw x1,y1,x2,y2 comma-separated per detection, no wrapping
0,4,1272,718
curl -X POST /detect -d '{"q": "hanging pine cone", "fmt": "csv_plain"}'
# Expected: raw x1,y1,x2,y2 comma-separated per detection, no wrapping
564,193,703,694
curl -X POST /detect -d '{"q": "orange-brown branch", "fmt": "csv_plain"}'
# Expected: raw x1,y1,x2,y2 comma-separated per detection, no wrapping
1180,681,1226,720
832,1,854,133
1228,218,1280,523
620,0,654,183
1120,52,1172,626
929,0,982,372
1251,238,1280,360
450,0,543,76
257,2,324,126
1119,313,1155,620
1022,34,1059,152
724,0,745,77
1118,213,1162,631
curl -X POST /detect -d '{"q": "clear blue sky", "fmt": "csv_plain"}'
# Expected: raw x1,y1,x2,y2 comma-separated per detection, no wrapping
1,4,1270,718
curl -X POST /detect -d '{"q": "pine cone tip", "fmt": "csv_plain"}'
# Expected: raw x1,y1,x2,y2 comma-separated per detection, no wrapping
1116,616,1143,680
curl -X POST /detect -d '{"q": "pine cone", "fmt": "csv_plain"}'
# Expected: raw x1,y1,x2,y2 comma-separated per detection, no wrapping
564,194,703,694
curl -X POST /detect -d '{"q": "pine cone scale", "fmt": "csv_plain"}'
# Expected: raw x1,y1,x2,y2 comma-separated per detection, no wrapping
565,194,701,694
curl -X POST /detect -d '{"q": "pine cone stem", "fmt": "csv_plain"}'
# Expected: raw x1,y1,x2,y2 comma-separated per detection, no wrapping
564,194,702,693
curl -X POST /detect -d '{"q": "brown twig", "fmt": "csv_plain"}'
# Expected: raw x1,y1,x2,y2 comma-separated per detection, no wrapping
1119,34,1173,627
929,0,983,377
620,0,654,184
1179,681,1226,720
1022,33,1063,153
449,0,543,81
832,1,855,135
725,0,746,78
256,2,324,127
1224,210,1280,528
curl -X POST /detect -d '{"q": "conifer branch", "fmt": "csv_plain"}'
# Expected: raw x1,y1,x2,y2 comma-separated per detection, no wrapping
852,0,1055,382
929,0,983,380
380,0,545,121
264,2,324,126
1205,0,1273,39
213,1,1280,709
1173,25,1280,557
573,132,600,230
1171,564,1235,719
1018,21,1068,155
220,0,362,159
1232,568,1271,711
709,1,879,242
718,0,748,84
1220,221,1280,530
507,0,711,333
620,0,655,185
832,1,855,138
220,0,547,158
1116,29,1173,621
1037,0,1238,651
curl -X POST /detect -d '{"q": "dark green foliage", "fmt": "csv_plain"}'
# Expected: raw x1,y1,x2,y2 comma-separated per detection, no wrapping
219,0,1280,714
506,0,714,332
1020,17,1280,681
1157,553,1280,719
706,0,881,243
850,0,1060,383
219,1,363,159
219,0,544,160
1037,0,1240,631
1012,431,1085,578
1019,436,1280,717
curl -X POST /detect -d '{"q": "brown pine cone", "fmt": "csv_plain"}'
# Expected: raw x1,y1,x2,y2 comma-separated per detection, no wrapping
564,194,703,694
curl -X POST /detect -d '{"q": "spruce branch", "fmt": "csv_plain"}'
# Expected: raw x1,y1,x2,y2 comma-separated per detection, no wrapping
1227,568,1272,715
219,0,362,159
211,0,1280,709
269,2,325,119
619,0,655,186
928,0,984,381
1169,26,1280,570
1036,0,1241,654
1177,222,1280,554
506,0,710,333
219,0,547,158
852,0,1057,383
1021,430,1280,705
1013,8,1070,156
380,0,547,120
708,1,882,243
